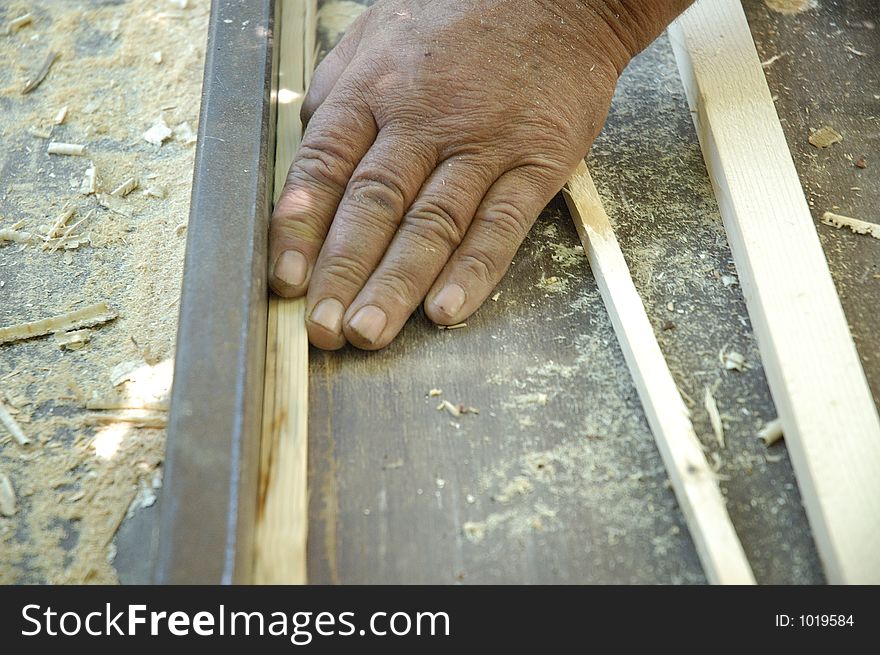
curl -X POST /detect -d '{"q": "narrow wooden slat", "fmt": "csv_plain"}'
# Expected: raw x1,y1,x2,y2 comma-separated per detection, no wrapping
565,162,755,584
668,0,880,583
254,0,316,584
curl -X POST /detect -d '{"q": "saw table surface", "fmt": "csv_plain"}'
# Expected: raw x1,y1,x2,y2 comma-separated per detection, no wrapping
303,0,877,585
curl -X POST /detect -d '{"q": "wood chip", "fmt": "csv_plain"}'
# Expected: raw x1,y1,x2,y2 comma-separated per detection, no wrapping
80,164,97,195
5,13,33,35
437,322,467,330
55,329,92,350
821,212,880,240
84,413,167,429
143,116,172,146
47,142,85,156
0,228,35,245
111,177,139,197
427,388,442,397
86,397,169,411
437,399,461,417
758,418,784,446
22,51,58,94
808,126,842,149
721,349,746,371
0,302,117,346
53,106,68,125
0,473,15,517
0,399,29,446
704,387,724,448
28,125,53,139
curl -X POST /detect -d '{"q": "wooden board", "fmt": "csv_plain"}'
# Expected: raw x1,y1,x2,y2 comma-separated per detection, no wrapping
254,0,317,585
668,0,880,583
564,162,755,585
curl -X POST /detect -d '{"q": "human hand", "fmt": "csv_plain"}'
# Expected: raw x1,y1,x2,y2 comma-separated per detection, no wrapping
269,0,682,349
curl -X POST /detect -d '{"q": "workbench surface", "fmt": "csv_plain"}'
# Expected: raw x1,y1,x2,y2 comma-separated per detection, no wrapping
303,0,877,584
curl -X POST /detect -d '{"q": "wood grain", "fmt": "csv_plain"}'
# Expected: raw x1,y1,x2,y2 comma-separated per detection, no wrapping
254,0,316,584
564,162,755,584
668,0,880,583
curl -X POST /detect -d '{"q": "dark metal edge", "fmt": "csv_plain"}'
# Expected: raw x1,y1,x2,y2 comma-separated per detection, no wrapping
154,0,278,584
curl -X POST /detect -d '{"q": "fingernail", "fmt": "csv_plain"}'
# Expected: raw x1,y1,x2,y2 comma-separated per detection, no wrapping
309,298,344,334
348,305,387,344
431,283,465,318
273,251,308,287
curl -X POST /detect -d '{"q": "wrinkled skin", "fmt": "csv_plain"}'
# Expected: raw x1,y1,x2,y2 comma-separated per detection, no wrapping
269,0,639,350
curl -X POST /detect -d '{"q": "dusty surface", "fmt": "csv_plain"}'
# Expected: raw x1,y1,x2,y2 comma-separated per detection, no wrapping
0,0,208,583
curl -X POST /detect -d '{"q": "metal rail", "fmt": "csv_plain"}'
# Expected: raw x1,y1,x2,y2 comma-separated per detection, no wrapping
154,0,279,584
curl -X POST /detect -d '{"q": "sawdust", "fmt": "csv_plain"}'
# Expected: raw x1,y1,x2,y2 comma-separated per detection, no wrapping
0,0,209,583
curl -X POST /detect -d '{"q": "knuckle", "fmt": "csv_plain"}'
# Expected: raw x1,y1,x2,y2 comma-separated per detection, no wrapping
346,169,407,213
405,198,467,246
456,250,497,287
371,264,423,304
287,143,352,192
271,212,325,244
481,201,532,237
318,257,373,290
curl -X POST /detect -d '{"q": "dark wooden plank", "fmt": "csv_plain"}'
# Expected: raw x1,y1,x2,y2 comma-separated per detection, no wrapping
307,23,829,583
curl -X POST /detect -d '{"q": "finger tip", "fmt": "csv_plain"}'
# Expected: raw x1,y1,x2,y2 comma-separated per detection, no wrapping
306,322,346,350
344,304,390,350
270,250,310,297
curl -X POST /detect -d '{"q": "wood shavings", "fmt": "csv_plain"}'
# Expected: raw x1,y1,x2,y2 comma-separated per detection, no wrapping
22,51,58,94
5,13,32,35
808,126,842,149
427,388,442,397
111,177,139,197
758,418,784,446
0,302,117,345
143,116,173,146
820,212,880,240
704,387,724,448
47,142,85,156
55,329,92,350
0,400,30,446
45,207,75,240
0,473,15,517
491,291,501,301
